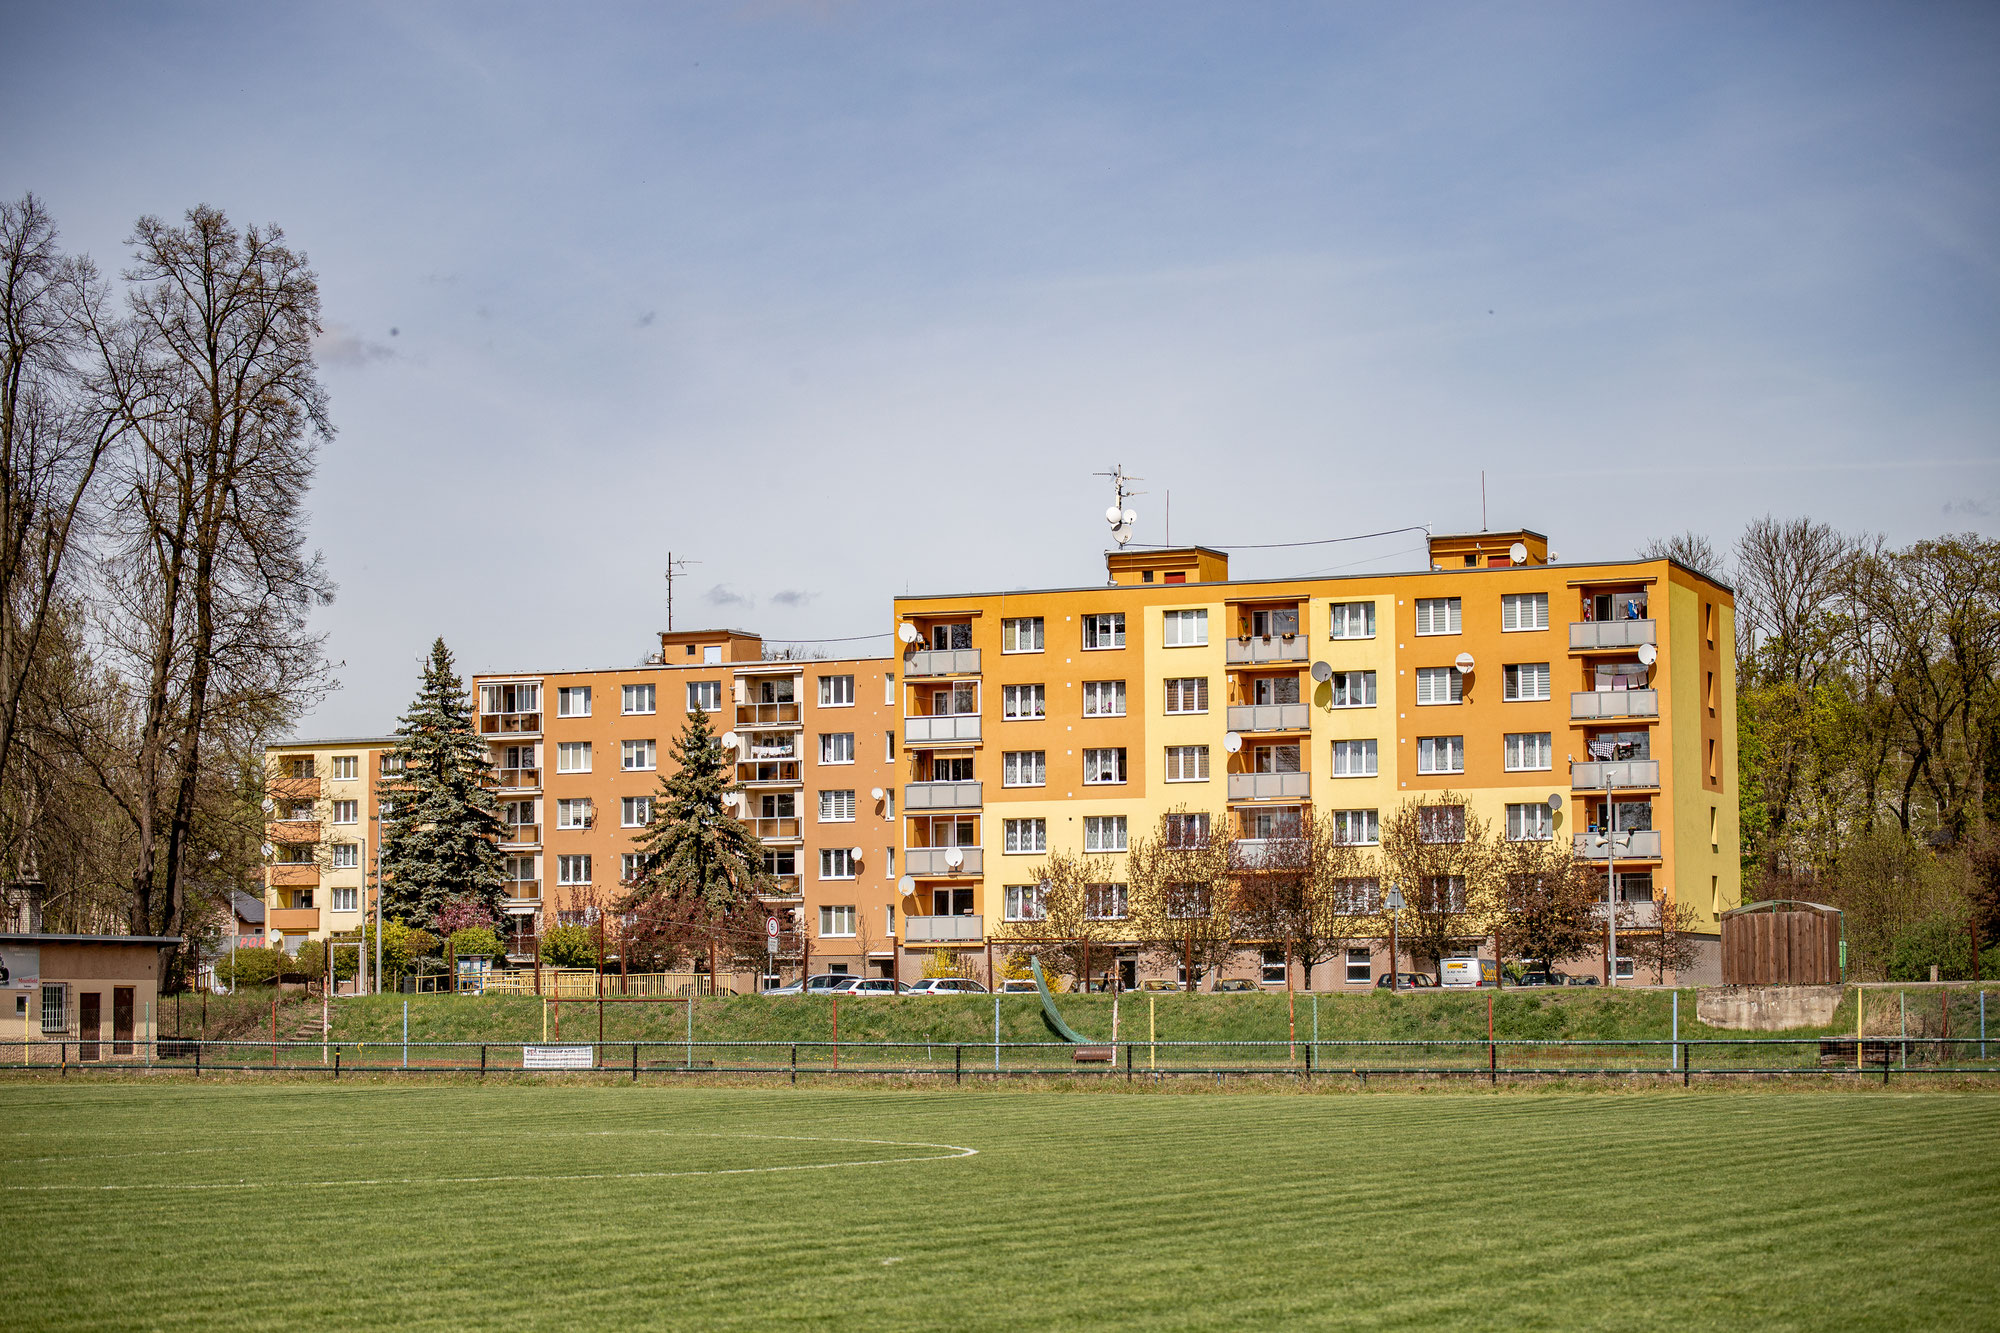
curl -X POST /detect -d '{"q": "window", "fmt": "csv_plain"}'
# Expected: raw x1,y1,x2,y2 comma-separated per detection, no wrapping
1085,884,1129,920
622,683,655,715
819,675,855,706
481,681,541,715
1165,884,1212,919
1416,667,1463,705
1253,743,1300,773
1331,809,1379,845
1331,739,1378,777
1001,618,1044,653
1502,592,1550,632
1084,815,1128,852
1003,819,1046,853
1251,675,1301,705
1083,748,1127,784
1505,732,1553,771
330,755,358,781
1503,662,1552,701
1346,947,1373,984
1082,680,1126,716
1003,751,1046,787
380,753,405,776
622,739,657,771
819,733,854,765
1330,671,1376,708
557,854,592,886
498,745,531,774
884,672,895,705
330,844,360,869
621,796,652,827
1330,601,1376,639
331,800,358,824
1247,806,1301,840
287,757,315,779
329,886,358,913
685,681,720,713
274,843,315,865
505,855,535,885
556,798,594,830
284,801,315,823
1418,805,1466,844
1249,607,1299,637
1164,812,1210,847
819,790,856,822
929,622,973,650
1417,735,1465,774
1003,885,1046,922
1262,949,1287,985
1162,609,1208,647
930,682,979,715
1081,613,1125,650
819,905,856,937
556,742,591,774
40,983,67,1032
1420,875,1468,912
1002,684,1045,720
557,686,592,717
930,756,973,783
1415,598,1462,635
1164,677,1209,714
1164,745,1210,782
819,849,856,880
1507,803,1554,841
622,853,645,884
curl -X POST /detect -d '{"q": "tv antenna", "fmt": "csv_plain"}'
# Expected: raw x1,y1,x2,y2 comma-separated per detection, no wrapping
665,551,701,631
1094,464,1143,547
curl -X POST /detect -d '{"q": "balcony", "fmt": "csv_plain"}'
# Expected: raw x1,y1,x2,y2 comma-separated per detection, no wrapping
499,824,540,848
1570,619,1656,652
906,648,981,677
904,781,982,811
267,864,319,887
746,816,802,841
1571,689,1659,721
495,767,540,791
906,846,983,876
1227,771,1311,801
904,715,982,746
1231,837,1301,865
1570,759,1660,790
1226,636,1309,665
1597,899,1661,927
737,760,802,786
1574,829,1664,861
740,741,799,761
479,712,541,736
905,914,984,943
266,820,318,843
760,875,803,901
735,702,801,727
501,888,540,914
268,907,320,932
1226,703,1310,733
268,775,321,801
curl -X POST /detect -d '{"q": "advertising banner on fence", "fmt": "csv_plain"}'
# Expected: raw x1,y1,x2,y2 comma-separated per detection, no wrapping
523,1045,593,1070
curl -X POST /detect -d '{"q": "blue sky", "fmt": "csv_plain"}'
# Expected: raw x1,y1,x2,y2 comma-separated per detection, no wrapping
5,2,1997,734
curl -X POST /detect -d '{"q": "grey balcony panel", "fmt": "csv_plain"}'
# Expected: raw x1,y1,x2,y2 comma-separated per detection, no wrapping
905,846,984,876
1225,637,1310,665
1570,689,1660,720
1570,759,1661,789
1226,703,1311,732
904,781,983,810
906,648,982,677
1574,829,1664,860
1569,619,1657,651
1227,771,1311,800
904,714,982,745
904,914,984,942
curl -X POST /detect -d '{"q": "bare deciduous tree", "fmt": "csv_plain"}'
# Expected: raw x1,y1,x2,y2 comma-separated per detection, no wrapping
991,847,1126,989
1127,807,1237,990
1638,530,1723,582
1232,812,1376,989
1380,792,1499,973
1493,832,1600,976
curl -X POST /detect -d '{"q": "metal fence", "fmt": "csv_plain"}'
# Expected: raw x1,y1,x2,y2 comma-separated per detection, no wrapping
4,1036,1999,1082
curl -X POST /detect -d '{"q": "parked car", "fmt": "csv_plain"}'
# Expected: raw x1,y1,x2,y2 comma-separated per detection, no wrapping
1137,979,1183,993
843,977,911,996
763,972,861,996
905,978,988,995
998,978,1041,993
1513,972,1557,988
1439,958,1499,988
1213,978,1257,993
1374,972,1438,990
1564,974,1600,986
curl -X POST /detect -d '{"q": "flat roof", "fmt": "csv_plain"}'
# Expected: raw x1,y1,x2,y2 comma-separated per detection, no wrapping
471,655,894,678
265,736,399,750
0,934,184,946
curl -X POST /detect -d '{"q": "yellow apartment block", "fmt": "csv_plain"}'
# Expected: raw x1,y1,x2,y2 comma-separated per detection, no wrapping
259,736,397,949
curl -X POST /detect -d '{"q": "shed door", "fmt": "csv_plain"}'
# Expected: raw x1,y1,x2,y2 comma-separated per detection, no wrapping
113,987,135,1056
79,992,101,1061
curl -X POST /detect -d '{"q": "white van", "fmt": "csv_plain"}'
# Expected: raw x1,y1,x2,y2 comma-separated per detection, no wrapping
1440,958,1499,988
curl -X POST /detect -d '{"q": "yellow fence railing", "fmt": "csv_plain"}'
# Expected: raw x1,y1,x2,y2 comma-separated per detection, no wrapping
475,970,741,998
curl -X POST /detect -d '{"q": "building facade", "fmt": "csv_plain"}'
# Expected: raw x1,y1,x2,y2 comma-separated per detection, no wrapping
260,736,396,949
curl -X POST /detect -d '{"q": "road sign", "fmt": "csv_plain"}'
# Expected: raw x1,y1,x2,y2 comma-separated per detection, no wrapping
766,936,779,955
766,916,779,938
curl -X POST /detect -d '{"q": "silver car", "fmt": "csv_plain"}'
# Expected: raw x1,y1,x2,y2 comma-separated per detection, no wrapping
905,978,989,995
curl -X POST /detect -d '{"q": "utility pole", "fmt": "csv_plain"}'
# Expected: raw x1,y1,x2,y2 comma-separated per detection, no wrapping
665,552,700,632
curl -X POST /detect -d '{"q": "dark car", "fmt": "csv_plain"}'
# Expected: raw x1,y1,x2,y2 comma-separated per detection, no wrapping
1514,972,1557,988
1562,974,1600,986
1374,972,1437,990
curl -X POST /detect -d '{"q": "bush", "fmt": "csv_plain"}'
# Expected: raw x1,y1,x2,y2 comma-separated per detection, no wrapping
357,918,440,979
1885,916,2000,981
540,924,598,968
213,947,288,987
922,949,974,980
292,938,359,982
448,927,503,962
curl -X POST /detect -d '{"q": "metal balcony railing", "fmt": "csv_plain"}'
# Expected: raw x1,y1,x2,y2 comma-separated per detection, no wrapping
737,761,803,785
1571,689,1659,720
904,715,982,745
268,776,321,800
268,907,320,931
479,712,541,736
1227,771,1310,800
495,767,540,790
906,648,981,677
905,846,983,875
1570,619,1656,651
499,824,540,847
1594,899,1661,927
735,702,801,726
267,865,320,886
761,876,803,900
747,816,802,840
1226,703,1310,732
904,914,984,942
904,781,982,810
1226,637,1309,665
1570,759,1660,790
1574,829,1664,860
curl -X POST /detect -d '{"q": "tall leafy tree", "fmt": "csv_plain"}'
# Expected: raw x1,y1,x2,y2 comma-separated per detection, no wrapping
622,708,768,916
378,638,505,928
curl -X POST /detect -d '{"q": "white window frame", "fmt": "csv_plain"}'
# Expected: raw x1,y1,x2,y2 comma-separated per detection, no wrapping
555,742,592,774
1082,748,1127,785
1003,885,1046,923
1162,608,1208,647
819,733,855,765
1002,684,1046,720
1415,597,1462,636
819,675,855,707
1003,818,1046,854
621,739,657,771
819,849,856,881
1329,601,1376,640
1416,667,1463,705
1085,883,1129,921
1329,671,1376,708
1083,815,1128,852
1163,677,1209,714
1507,802,1555,841
621,853,645,884
1417,735,1466,775
330,843,360,869
1001,618,1044,654
1164,745,1210,782
556,798,594,830
622,683,656,715
621,796,652,828
686,681,721,713
557,686,592,718
819,904,857,936
1505,732,1554,772
1081,612,1126,650
819,789,856,822
330,885,359,913
1331,739,1378,777
1504,662,1552,702
1502,592,1550,632
1002,751,1046,788
557,854,592,886
1081,680,1127,717
1345,947,1373,984
331,800,358,825
330,755,358,781
1331,809,1380,845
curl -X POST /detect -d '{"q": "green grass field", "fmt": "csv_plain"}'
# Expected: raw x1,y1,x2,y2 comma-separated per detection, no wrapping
5,1083,1997,1330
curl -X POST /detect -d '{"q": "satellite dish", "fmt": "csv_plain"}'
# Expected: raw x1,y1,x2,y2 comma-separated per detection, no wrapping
943,847,964,868
1104,505,1124,524
260,843,275,859
720,731,739,749
1637,644,1658,666
1121,508,1137,526
1510,542,1528,564
268,931,282,945
1111,523,1133,547
1223,732,1243,754
1455,652,1475,674
897,875,917,895
1549,550,1560,563
1547,793,1564,811
261,797,275,813
870,787,885,800
849,846,864,861
1310,661,1332,683
897,623,920,644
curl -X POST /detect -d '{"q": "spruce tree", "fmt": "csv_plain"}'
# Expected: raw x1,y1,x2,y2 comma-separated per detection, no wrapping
623,708,769,915
378,638,507,929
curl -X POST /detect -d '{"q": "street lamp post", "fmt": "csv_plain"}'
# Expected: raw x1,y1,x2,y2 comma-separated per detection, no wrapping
1385,883,1405,992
